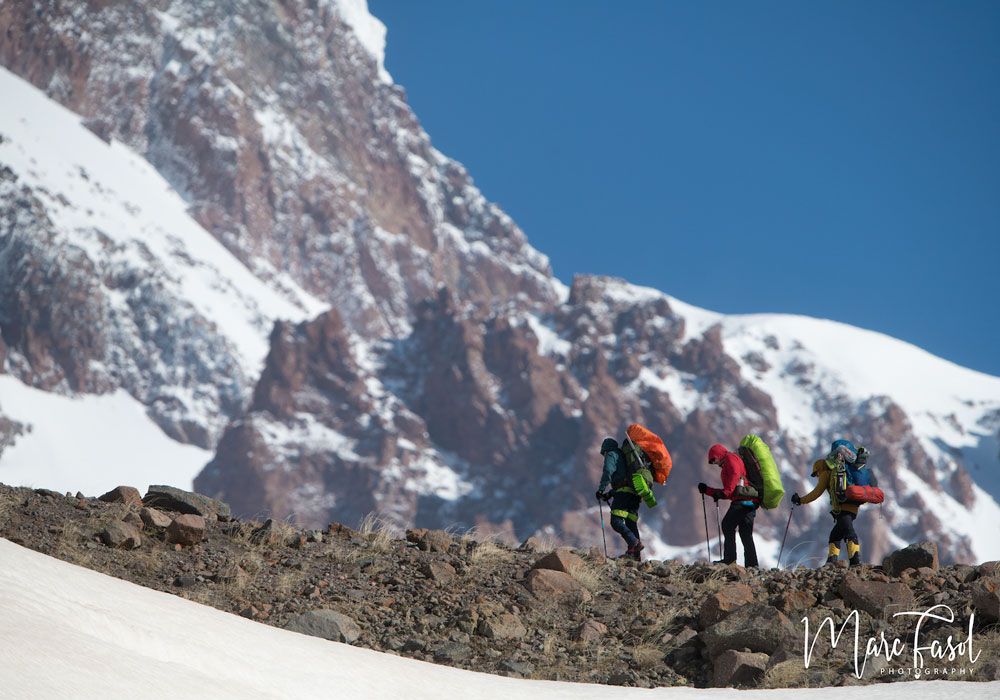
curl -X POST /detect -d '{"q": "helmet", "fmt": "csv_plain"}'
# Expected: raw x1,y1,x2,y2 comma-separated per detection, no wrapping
600,437,618,455
708,444,728,464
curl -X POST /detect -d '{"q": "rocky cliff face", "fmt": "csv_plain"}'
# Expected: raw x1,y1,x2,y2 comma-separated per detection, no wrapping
2,1,998,566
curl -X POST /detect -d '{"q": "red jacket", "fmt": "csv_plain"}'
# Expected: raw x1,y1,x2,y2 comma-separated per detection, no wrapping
705,452,758,504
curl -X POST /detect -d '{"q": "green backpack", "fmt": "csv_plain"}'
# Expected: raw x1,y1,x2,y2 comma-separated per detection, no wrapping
737,434,785,510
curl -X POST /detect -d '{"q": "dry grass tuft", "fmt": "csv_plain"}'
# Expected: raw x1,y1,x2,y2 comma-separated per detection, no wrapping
469,540,515,568
760,659,811,688
358,512,399,554
568,562,606,593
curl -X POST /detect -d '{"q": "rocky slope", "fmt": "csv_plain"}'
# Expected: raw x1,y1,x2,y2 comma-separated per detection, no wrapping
1,0,999,568
2,482,999,689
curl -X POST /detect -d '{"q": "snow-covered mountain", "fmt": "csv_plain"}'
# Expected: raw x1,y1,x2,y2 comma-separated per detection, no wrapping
1,0,998,566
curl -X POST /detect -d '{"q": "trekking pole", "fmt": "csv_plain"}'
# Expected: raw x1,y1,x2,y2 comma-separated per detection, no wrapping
597,495,609,558
715,498,723,560
777,504,795,568
701,494,711,561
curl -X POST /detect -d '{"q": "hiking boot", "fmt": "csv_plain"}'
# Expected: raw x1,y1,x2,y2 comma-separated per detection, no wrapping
627,541,644,561
849,553,862,567
825,555,838,565
713,559,735,565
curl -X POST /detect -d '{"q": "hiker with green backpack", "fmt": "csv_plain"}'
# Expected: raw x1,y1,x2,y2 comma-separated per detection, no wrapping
596,437,658,560
698,443,760,568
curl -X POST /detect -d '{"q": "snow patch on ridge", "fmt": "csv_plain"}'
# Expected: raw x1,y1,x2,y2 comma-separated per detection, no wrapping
331,0,392,83
0,376,211,495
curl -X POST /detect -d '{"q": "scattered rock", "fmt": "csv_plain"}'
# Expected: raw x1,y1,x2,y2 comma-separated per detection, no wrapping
713,649,769,687
532,548,585,575
772,589,816,614
476,612,526,640
98,486,143,508
418,529,453,552
420,560,457,583
139,507,172,529
433,642,472,663
573,618,608,642
699,583,753,627
100,521,141,549
522,568,592,604
882,542,939,577
519,536,545,552
970,577,1000,622
284,609,360,643
405,528,428,544
839,576,914,618
499,660,535,677
142,485,231,521
701,604,795,659
165,514,206,546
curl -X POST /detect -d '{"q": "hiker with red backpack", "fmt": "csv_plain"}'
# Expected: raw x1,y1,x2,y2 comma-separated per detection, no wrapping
698,444,759,568
596,437,657,560
791,440,880,566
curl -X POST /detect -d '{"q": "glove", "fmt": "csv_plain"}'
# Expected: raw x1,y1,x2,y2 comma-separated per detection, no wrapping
698,482,708,495
791,492,801,506
596,490,609,502
713,492,722,502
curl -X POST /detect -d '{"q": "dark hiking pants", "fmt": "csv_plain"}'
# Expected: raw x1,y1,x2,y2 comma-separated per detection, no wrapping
609,491,641,550
829,511,858,546
722,502,758,567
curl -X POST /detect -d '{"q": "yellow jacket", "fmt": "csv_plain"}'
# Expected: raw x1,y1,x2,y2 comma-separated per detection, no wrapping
797,460,860,515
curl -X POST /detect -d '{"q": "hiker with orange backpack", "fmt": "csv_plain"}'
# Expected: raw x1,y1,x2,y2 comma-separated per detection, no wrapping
791,440,877,566
596,437,657,560
698,444,759,568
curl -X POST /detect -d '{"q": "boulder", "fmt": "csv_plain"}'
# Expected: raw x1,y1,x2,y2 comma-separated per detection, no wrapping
405,528,428,544
432,642,472,663
839,576,914,618
165,513,206,547
523,568,592,604
970,577,1000,622
699,583,753,627
418,529,453,552
700,603,795,659
532,548,585,575
518,536,546,552
476,613,527,640
98,486,143,508
284,609,360,643
139,507,173,529
772,589,816,614
713,649,769,687
574,619,608,642
142,485,231,521
882,542,939,577
100,521,141,549
420,560,457,583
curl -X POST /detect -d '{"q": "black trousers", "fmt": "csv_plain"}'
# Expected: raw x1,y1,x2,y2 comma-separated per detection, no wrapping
721,502,758,567
609,491,641,550
829,511,859,545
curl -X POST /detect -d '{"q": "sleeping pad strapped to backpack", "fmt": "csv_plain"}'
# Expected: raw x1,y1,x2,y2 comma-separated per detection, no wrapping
737,434,785,510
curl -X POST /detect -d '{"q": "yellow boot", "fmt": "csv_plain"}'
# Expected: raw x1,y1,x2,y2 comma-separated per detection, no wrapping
847,541,861,566
826,543,840,565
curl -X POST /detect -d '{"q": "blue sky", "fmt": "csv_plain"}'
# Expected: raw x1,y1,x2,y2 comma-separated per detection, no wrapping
368,1,1000,378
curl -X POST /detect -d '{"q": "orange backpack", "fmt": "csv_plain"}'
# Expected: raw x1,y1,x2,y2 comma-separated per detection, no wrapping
623,424,672,485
